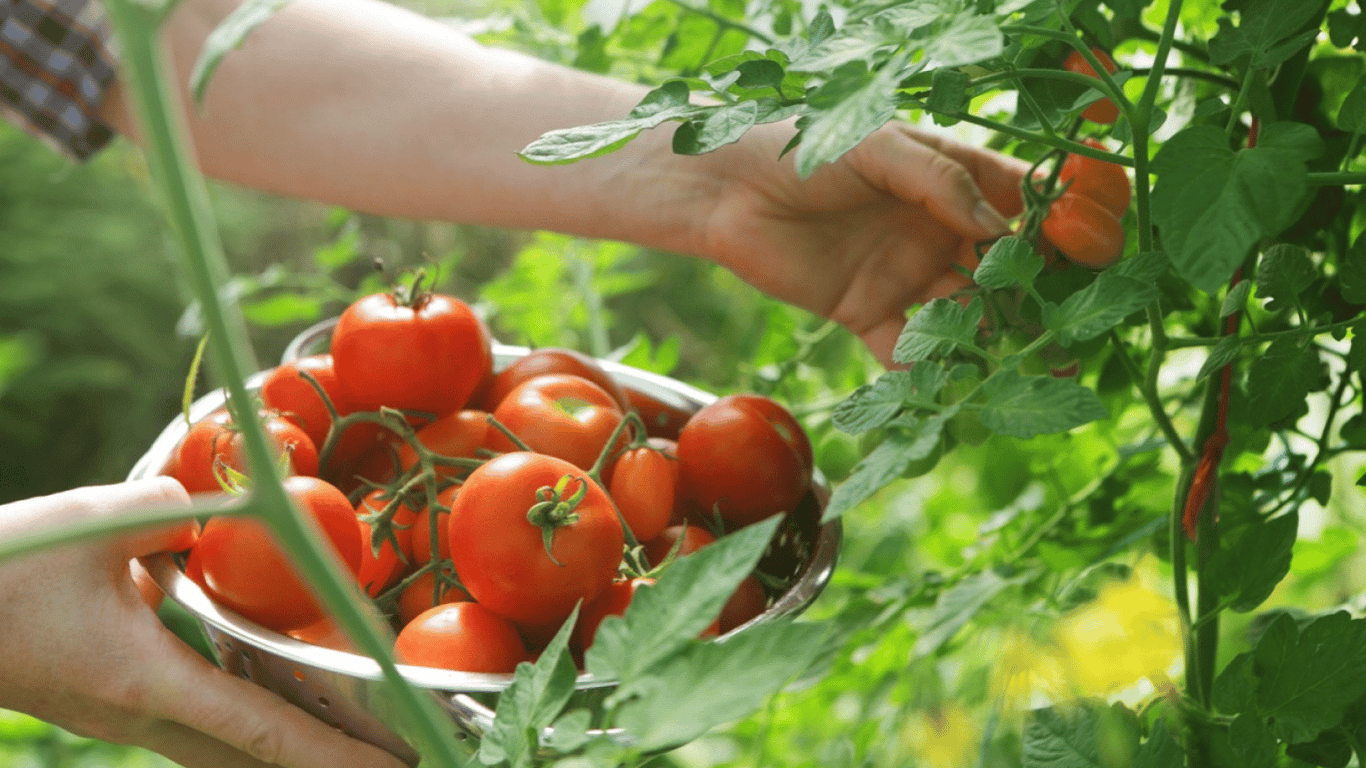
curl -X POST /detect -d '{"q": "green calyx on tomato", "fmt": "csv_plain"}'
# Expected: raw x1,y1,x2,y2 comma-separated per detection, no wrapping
526,473,590,566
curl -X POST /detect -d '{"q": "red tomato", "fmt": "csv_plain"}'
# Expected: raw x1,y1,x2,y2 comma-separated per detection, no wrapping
193,476,362,631
720,575,768,634
287,616,357,653
355,489,420,597
676,394,813,527
411,484,459,567
488,374,626,471
574,577,654,654
397,569,470,626
1041,192,1126,269
394,602,528,674
395,410,493,481
1063,48,1120,124
259,354,352,449
480,348,629,412
331,291,492,418
447,452,625,636
608,445,678,543
1059,139,1131,218
642,524,717,569
173,409,320,494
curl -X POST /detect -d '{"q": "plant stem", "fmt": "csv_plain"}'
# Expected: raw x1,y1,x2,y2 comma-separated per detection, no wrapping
1109,331,1193,464
1165,318,1362,348
102,4,472,765
936,108,1136,166
1307,171,1366,186
1225,67,1257,136
661,0,774,44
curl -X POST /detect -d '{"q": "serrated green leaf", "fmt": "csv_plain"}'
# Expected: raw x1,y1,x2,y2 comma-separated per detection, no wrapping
1228,713,1279,768
822,415,946,520
1254,611,1366,743
1247,335,1320,426
542,709,592,753
1023,704,1105,768
1338,80,1366,133
788,27,893,73
1150,123,1322,294
586,517,779,681
1134,718,1183,768
612,620,828,751
831,365,950,433
735,59,785,90
1208,0,1323,67
1214,652,1258,715
974,236,1043,289
1112,251,1171,283
1197,336,1243,381
871,0,958,34
520,82,700,164
928,67,970,116
915,569,1018,656
189,0,291,106
1044,274,1159,346
1342,233,1366,305
1285,727,1353,768
923,12,1004,67
672,102,758,155
793,61,901,177
480,606,580,768
893,297,984,363
1207,511,1297,613
1222,280,1253,317
978,371,1107,438
1257,243,1316,311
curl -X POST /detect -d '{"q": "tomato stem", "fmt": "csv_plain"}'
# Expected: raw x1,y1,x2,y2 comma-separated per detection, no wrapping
526,474,589,566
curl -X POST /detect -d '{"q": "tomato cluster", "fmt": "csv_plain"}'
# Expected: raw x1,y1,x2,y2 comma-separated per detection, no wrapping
163,287,816,673
1041,138,1130,269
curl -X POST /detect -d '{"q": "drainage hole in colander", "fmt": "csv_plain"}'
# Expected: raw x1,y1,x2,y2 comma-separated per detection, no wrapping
318,697,330,708
292,669,305,681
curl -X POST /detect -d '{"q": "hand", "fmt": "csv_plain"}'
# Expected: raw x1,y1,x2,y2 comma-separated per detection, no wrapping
0,478,407,768
689,123,1029,368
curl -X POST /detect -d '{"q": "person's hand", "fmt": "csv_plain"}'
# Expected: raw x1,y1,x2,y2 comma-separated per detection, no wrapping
688,123,1029,368
0,478,407,768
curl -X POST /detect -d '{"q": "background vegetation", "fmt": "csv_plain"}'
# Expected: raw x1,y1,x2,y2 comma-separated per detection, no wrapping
5,0,1366,766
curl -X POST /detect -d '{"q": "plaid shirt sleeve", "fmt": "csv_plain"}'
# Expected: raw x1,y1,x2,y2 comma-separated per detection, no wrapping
0,0,117,161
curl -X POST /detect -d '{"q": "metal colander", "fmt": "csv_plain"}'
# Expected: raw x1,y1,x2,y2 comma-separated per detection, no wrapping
130,319,841,765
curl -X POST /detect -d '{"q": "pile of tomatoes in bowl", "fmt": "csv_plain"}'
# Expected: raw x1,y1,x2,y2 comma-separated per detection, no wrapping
156,285,825,675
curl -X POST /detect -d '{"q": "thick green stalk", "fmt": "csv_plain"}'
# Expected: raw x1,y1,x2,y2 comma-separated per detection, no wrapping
101,4,470,764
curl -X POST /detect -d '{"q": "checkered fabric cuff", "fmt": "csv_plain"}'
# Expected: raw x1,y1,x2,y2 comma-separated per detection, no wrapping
0,0,118,161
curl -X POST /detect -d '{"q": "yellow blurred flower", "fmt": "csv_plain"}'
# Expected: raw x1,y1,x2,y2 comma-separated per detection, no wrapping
990,628,1068,709
897,703,978,768
1053,577,1183,697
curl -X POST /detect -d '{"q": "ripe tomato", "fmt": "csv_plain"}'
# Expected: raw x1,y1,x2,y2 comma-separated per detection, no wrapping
355,489,420,597
259,354,352,449
395,410,493,482
1041,192,1126,269
720,575,768,634
397,569,470,626
642,523,716,568
1059,139,1131,218
394,602,527,674
625,388,694,440
331,290,492,418
447,452,625,638
1063,47,1120,124
488,374,626,471
173,409,320,494
608,444,678,543
676,394,813,527
480,348,629,412
193,476,362,631
574,577,653,654
287,616,357,653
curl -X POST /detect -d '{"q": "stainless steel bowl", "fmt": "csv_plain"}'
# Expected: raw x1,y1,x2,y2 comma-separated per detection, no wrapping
131,318,841,764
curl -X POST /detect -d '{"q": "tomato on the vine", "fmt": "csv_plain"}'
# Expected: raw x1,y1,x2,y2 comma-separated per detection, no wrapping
1041,192,1126,269
355,488,420,597
487,374,626,471
397,569,470,626
331,290,492,418
479,347,629,412
395,409,493,482
447,452,624,641
259,354,352,449
1059,138,1131,218
676,394,813,527
608,444,678,543
394,602,527,674
192,475,362,631
642,523,716,569
173,409,320,494
411,484,459,567
1063,47,1120,124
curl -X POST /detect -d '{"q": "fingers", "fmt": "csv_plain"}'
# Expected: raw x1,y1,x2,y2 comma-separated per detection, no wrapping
897,125,1031,219
145,646,409,768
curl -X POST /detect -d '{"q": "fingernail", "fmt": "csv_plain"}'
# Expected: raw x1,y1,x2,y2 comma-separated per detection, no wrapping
974,200,1011,236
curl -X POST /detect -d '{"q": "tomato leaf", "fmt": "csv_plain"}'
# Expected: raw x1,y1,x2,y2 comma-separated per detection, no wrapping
189,0,291,107
1133,719,1183,768
822,413,947,521
1206,511,1298,613
914,568,1019,656
923,12,1004,68
478,606,580,768
1043,273,1158,346
978,371,1107,438
893,297,984,363
1256,244,1316,312
1252,611,1366,743
1246,335,1321,426
1196,335,1243,382
793,60,902,178
1228,713,1280,768
1022,702,1108,768
519,82,702,165
831,364,950,433
611,620,829,751
672,102,759,155
1150,123,1322,294
586,516,780,682
974,236,1044,290
1208,0,1323,68
1221,280,1253,318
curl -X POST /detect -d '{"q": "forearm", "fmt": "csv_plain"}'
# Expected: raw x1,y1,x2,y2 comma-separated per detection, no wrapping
101,0,726,253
